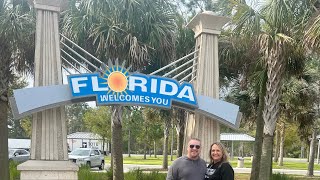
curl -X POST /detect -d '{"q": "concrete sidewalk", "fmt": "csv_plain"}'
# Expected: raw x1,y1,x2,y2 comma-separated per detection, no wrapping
234,168,320,176
103,164,320,176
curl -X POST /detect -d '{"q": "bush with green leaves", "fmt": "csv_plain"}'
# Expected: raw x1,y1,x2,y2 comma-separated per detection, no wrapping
125,169,166,180
271,173,295,180
9,161,20,180
78,165,112,180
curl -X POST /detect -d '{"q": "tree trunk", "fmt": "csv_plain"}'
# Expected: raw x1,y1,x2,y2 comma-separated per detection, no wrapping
308,143,311,162
278,121,285,166
154,140,157,158
0,100,9,180
274,128,280,162
110,141,113,167
175,108,185,157
259,134,274,180
258,52,285,180
307,128,317,176
177,129,184,157
162,119,170,169
144,126,147,160
102,138,105,154
301,146,304,158
239,142,244,157
128,129,131,157
170,120,174,161
144,141,147,160
317,140,320,164
111,105,124,180
250,74,266,180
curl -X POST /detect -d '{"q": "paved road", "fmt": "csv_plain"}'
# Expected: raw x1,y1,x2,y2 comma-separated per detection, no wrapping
100,164,320,176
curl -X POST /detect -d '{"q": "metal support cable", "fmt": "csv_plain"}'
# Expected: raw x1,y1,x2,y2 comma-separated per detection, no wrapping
61,51,91,72
179,69,197,83
189,75,197,83
62,64,73,75
150,50,199,75
60,34,104,65
61,41,102,73
59,34,199,83
61,56,82,74
172,63,198,79
163,56,198,77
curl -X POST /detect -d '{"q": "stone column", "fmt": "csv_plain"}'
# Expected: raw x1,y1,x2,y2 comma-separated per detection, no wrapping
183,11,230,162
17,1,78,179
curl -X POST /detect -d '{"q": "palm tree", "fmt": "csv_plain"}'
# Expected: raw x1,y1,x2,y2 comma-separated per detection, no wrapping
304,1,320,53
226,0,316,179
219,12,266,179
0,1,34,179
62,0,176,179
257,2,313,178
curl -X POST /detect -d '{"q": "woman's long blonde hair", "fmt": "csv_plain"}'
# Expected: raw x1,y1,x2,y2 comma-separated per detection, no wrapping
209,142,230,164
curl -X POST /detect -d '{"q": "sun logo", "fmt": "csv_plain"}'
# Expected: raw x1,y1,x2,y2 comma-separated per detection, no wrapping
101,60,130,95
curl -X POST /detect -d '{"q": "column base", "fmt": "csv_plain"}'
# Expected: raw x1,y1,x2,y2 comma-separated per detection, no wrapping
17,160,79,180
184,113,220,162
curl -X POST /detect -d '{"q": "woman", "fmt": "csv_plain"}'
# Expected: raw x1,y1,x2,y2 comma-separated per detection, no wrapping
205,142,234,180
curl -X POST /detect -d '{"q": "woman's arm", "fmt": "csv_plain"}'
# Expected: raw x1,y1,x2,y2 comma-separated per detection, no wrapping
221,163,234,180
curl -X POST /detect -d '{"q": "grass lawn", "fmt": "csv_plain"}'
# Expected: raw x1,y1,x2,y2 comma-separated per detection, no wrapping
235,174,250,180
105,155,176,165
105,155,320,170
235,174,320,180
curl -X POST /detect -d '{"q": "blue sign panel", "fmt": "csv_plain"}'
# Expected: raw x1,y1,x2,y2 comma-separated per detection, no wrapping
67,66,198,108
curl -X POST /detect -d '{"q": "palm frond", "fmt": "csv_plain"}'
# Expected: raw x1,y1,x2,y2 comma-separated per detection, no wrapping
304,13,320,52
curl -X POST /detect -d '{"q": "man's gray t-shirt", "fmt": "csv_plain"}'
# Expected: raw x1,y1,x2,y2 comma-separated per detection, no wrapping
166,156,207,180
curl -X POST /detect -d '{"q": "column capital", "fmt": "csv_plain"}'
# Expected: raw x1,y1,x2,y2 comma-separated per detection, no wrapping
33,0,67,12
187,11,230,38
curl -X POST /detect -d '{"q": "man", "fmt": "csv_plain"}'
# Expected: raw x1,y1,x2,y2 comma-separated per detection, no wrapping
166,138,207,180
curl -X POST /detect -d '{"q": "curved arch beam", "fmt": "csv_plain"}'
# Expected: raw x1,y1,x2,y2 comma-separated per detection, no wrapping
9,85,241,129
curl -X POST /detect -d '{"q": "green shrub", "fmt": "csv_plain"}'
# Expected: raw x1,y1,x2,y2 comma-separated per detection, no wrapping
9,161,20,180
124,169,166,180
271,173,295,180
78,167,166,180
78,165,111,180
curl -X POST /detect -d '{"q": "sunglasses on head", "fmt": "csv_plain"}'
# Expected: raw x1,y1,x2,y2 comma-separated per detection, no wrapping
189,144,201,149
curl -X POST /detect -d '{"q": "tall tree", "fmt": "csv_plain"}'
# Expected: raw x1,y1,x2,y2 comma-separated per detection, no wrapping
219,21,266,180
173,108,186,157
141,107,164,158
62,1,176,179
122,107,145,157
228,1,317,179
0,1,34,179
66,103,89,134
160,109,171,169
307,128,317,176
8,77,29,139
83,106,112,140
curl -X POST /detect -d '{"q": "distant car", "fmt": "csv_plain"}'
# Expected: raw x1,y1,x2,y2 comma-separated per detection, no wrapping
9,149,30,163
68,148,105,170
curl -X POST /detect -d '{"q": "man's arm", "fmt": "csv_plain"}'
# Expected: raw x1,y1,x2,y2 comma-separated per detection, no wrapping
166,161,178,180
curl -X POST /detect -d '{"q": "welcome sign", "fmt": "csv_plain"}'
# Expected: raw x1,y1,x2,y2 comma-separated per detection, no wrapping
67,66,198,108
10,64,241,129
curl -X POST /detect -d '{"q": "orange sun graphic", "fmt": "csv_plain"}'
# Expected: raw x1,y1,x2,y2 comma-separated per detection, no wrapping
101,64,129,95
107,71,128,92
